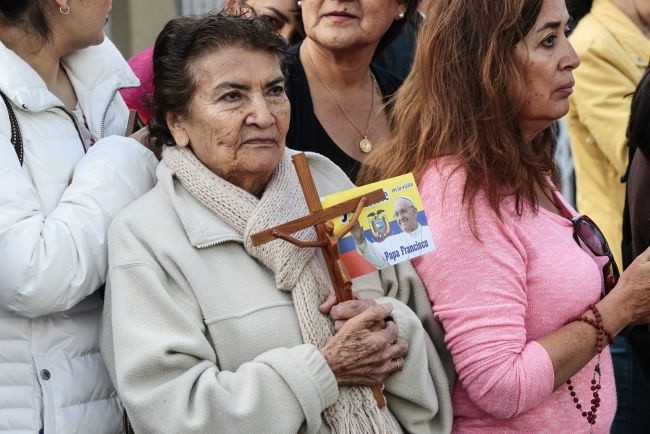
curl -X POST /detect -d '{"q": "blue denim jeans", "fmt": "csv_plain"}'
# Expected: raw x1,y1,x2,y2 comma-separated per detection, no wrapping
611,332,650,433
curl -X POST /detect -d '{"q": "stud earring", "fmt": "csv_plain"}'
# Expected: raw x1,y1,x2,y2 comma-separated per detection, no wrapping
396,12,405,19
297,0,302,7
59,4,70,15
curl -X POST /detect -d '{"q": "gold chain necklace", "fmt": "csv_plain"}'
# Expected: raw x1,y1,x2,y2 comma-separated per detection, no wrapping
306,48,376,153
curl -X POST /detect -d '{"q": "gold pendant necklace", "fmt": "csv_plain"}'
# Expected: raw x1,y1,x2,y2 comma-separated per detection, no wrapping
359,137,372,153
306,48,376,153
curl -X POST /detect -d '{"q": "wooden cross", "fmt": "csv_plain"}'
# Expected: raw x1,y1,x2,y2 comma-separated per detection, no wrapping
250,152,387,408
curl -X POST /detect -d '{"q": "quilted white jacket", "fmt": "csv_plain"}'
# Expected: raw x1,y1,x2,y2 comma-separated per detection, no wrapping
0,37,157,434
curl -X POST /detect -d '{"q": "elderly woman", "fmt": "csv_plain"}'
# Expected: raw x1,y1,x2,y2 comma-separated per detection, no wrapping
100,13,452,434
358,0,650,432
121,1,302,124
286,0,419,181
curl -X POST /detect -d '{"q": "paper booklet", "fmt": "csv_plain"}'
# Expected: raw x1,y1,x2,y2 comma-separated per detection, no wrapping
320,173,437,278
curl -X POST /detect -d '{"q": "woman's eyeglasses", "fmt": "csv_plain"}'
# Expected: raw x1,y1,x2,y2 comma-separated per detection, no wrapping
571,215,620,297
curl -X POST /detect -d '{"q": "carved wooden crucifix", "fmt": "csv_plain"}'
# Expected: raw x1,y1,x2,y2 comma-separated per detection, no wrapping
250,152,387,408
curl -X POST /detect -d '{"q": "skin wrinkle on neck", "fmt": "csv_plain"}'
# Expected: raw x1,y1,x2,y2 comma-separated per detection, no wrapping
301,38,376,90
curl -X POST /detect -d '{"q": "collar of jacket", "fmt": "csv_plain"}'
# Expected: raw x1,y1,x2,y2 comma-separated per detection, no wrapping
0,37,139,120
591,0,650,67
157,147,353,249
156,160,244,249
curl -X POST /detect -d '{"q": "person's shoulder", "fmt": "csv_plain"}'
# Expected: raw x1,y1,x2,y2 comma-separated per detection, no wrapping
417,157,470,221
306,150,348,176
288,148,355,194
109,182,170,240
417,157,519,229
107,182,179,272
569,13,620,57
419,156,467,195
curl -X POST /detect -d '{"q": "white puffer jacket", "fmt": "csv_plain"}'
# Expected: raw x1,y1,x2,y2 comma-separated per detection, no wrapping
0,37,157,434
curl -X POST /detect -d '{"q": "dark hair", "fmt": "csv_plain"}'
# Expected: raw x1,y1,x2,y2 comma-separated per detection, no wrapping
375,0,420,54
627,67,650,158
0,0,52,44
291,0,306,45
148,11,288,148
567,0,593,25
358,0,553,224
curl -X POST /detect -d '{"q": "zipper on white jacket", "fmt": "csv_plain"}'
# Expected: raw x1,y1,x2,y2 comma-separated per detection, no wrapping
195,236,242,249
100,88,121,138
55,106,86,153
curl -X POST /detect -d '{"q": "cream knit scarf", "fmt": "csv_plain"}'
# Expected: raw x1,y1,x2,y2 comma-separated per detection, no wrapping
164,146,399,434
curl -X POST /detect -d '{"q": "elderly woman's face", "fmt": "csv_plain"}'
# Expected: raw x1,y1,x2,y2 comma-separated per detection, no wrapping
168,47,289,195
301,0,406,51
514,0,580,137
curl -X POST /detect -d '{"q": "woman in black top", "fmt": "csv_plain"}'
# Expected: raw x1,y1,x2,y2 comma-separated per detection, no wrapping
286,0,419,182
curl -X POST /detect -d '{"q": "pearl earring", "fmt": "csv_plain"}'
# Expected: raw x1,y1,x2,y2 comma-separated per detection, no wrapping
397,12,405,19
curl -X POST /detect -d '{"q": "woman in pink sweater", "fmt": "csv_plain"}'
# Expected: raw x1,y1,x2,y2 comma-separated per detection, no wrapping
358,0,650,432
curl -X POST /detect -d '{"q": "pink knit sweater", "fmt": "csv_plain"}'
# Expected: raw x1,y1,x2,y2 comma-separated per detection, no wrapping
413,157,615,433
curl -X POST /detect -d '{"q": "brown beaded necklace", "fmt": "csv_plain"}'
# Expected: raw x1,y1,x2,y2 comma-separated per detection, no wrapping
566,304,614,429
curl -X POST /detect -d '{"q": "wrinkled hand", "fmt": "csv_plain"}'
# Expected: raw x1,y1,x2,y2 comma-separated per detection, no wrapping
319,294,385,332
320,303,408,387
350,222,365,244
613,247,650,324
130,126,161,160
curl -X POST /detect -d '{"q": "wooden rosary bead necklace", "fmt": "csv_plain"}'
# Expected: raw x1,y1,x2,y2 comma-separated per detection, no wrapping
566,304,613,429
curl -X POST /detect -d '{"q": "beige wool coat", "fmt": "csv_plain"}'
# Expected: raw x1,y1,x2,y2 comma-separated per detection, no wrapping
100,151,454,434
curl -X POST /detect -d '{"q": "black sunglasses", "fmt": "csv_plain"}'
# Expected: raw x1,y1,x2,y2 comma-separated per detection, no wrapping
571,215,620,297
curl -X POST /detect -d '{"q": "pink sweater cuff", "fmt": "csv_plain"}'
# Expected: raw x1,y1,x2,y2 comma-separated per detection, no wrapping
519,341,555,413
